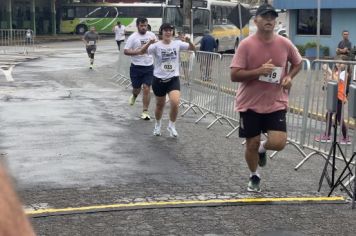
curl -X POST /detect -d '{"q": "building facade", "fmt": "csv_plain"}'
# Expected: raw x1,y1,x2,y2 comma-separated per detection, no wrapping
273,0,356,57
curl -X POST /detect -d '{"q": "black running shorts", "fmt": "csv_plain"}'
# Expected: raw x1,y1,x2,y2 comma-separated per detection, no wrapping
152,76,180,97
239,109,287,138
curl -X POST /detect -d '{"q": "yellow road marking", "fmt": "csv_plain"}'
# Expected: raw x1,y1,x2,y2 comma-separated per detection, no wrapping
26,196,345,216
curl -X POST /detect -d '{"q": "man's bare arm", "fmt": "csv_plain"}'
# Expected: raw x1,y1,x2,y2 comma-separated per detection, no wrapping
0,165,35,236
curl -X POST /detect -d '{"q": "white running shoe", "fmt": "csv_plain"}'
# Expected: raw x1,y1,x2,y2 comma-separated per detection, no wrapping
141,111,150,120
129,95,137,106
153,125,161,136
167,126,178,137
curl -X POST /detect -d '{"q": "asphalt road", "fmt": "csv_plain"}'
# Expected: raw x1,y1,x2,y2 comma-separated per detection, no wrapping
0,39,355,236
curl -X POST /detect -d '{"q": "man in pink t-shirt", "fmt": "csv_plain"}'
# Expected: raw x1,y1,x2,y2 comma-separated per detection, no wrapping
230,3,302,192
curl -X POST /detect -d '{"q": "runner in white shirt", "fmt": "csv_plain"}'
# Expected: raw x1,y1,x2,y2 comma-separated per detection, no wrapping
112,21,126,51
139,23,195,137
124,17,156,120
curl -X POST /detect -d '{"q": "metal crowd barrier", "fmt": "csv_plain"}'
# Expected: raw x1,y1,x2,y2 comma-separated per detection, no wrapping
212,54,239,137
179,50,198,112
0,29,35,54
179,52,240,137
181,51,222,122
108,46,131,87
111,52,356,199
110,52,355,184
276,60,356,170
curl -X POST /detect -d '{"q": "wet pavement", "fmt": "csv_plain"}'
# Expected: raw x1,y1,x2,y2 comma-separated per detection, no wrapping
0,39,355,236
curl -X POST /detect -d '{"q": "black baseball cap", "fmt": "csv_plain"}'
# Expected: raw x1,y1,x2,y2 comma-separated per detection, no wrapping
255,4,278,17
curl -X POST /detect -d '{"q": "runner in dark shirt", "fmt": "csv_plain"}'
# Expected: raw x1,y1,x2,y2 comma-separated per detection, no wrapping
83,26,99,69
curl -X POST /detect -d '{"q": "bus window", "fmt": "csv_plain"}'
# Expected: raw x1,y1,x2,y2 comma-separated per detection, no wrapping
107,7,118,18
146,7,162,18
119,7,162,18
117,7,129,17
221,7,228,25
76,7,88,18
164,7,184,29
214,6,222,25
193,9,209,35
226,7,234,25
63,7,75,20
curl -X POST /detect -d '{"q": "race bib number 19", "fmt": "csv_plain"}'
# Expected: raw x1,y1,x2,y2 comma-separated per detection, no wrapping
259,67,283,84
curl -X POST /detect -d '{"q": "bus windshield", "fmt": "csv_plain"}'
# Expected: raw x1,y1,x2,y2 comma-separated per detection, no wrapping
164,7,210,35
163,0,250,53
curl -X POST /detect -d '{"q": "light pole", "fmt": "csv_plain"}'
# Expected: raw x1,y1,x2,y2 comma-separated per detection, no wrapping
316,0,321,59
183,0,192,35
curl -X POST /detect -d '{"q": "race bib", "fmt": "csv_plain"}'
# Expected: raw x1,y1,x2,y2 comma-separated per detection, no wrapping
161,61,175,72
88,41,95,45
259,67,283,84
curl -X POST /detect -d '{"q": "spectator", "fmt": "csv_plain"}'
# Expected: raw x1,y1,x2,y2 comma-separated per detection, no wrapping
336,30,352,61
199,29,217,80
315,56,351,144
200,29,217,53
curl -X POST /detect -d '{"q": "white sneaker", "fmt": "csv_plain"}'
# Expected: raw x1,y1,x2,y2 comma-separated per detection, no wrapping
167,126,178,137
153,125,161,136
129,95,136,106
141,111,150,120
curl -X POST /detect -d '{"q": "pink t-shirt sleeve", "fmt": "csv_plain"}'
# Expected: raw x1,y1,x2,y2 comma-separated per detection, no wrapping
288,43,303,66
230,40,248,69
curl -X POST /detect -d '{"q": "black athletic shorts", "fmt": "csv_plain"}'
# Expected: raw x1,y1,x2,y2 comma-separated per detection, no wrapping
239,109,287,138
86,46,96,54
130,64,154,89
152,76,180,97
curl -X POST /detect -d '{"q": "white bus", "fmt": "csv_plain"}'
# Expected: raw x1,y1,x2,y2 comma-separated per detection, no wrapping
164,0,250,52
59,2,165,34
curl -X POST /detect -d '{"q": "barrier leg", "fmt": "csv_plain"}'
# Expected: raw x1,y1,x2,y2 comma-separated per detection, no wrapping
195,111,212,123
207,116,234,129
353,164,355,209
226,126,239,138
181,105,204,117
